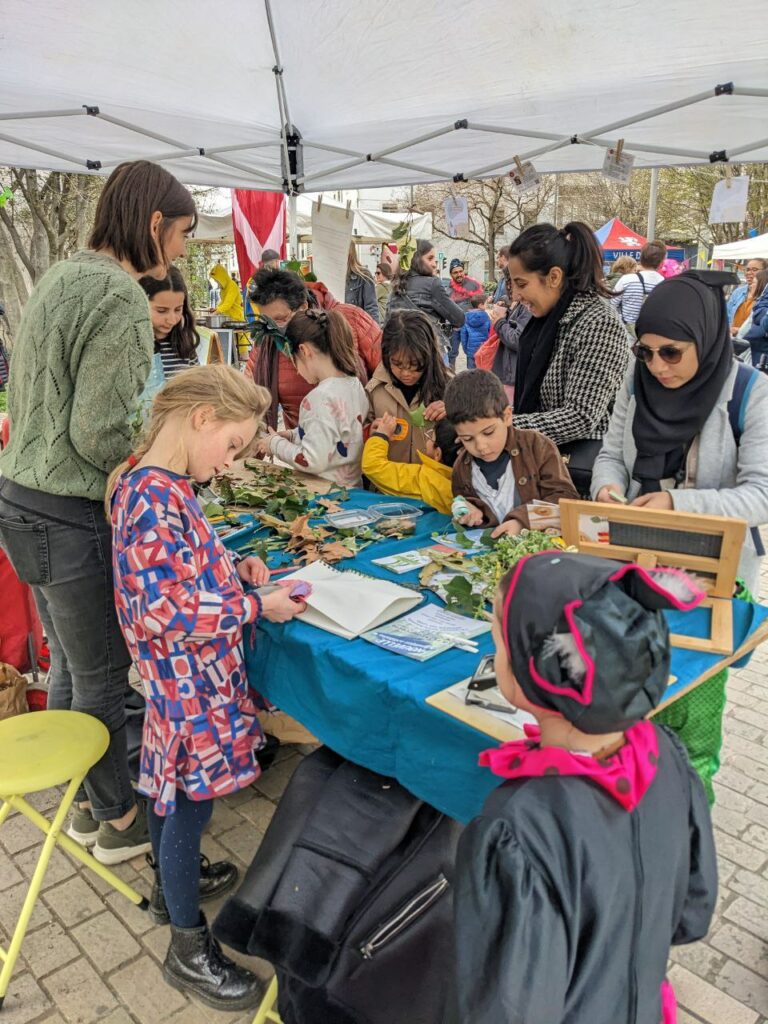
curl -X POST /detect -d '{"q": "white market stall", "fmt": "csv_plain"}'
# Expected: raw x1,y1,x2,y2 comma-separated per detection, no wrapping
193,200,433,245
712,233,768,261
0,0,766,196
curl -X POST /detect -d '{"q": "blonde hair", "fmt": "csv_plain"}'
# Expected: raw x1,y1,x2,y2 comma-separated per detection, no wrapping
106,364,271,514
610,255,638,276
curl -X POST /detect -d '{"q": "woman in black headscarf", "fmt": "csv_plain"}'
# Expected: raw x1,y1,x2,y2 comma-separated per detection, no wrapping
591,269,768,803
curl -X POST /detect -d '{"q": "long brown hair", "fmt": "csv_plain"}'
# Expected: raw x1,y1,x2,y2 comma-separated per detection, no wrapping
347,241,373,282
382,310,449,406
89,160,197,274
139,265,199,360
105,365,270,514
285,309,358,376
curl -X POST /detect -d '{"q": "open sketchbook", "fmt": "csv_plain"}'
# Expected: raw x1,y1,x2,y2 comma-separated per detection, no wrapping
277,560,422,640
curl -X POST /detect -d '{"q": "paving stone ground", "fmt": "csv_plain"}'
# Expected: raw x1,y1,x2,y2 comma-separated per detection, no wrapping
2,562,768,1023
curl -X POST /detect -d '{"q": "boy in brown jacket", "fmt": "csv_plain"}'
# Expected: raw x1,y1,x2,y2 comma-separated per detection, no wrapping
445,370,578,538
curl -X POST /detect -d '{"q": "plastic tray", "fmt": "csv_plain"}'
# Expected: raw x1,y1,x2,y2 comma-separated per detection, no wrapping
325,508,381,529
369,502,424,523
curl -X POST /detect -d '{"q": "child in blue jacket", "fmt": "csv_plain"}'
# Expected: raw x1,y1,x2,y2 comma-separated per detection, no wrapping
459,294,491,369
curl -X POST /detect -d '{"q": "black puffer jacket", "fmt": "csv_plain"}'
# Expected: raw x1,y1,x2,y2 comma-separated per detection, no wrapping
386,273,465,331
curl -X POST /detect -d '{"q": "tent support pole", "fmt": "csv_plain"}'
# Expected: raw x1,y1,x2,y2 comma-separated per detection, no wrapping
288,193,298,258
647,166,659,239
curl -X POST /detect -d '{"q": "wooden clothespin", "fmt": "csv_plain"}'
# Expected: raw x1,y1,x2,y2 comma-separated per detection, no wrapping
513,156,524,177
317,193,323,210
346,199,352,220
724,163,733,189
614,139,625,164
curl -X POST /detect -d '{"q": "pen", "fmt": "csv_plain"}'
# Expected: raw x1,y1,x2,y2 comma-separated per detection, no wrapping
439,634,480,653
608,490,629,505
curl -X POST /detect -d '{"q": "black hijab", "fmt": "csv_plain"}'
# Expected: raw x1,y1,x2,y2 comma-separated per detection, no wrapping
632,270,737,492
514,288,574,413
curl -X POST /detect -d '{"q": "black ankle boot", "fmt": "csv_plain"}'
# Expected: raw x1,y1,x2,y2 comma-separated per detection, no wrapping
147,854,239,925
162,913,262,1010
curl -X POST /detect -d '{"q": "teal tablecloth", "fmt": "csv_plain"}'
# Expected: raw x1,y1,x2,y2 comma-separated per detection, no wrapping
229,489,768,823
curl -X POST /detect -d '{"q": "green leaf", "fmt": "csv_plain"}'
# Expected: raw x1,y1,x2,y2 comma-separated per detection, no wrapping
451,524,473,549
202,502,224,519
408,403,428,429
443,575,484,618
480,529,495,547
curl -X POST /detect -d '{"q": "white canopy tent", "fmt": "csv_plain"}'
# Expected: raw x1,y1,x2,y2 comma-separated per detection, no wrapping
0,0,766,196
712,233,768,261
193,199,433,245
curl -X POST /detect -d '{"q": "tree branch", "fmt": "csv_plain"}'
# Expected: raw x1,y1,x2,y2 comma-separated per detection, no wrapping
0,206,36,281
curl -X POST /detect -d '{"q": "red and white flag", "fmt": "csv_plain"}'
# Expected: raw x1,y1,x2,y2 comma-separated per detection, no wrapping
231,189,286,284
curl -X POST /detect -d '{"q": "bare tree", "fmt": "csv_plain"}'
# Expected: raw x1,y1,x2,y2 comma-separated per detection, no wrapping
0,168,104,331
412,176,557,276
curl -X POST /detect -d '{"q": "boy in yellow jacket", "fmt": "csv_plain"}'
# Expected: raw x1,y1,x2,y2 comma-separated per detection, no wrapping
362,412,459,513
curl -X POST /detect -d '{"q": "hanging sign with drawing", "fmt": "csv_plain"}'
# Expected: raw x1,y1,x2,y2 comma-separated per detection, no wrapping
602,140,635,185
508,158,541,194
708,175,749,224
443,195,469,238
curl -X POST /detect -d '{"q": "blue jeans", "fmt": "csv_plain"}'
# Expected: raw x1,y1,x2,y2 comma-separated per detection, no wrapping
0,478,135,820
447,329,462,366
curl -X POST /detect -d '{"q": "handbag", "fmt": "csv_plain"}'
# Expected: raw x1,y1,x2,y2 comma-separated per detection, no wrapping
558,437,604,497
474,327,499,371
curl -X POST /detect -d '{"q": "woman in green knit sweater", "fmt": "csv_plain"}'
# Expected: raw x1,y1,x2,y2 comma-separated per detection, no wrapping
0,161,195,864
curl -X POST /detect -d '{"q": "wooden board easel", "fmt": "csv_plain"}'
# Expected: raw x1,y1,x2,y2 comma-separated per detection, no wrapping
559,499,747,655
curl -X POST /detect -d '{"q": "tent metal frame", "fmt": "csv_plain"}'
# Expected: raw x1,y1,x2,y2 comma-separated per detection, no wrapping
0,0,765,198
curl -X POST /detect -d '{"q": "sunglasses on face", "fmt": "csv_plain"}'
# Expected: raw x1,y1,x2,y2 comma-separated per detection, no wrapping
631,341,688,365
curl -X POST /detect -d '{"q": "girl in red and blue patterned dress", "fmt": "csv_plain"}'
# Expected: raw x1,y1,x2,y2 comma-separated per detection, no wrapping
108,364,305,1012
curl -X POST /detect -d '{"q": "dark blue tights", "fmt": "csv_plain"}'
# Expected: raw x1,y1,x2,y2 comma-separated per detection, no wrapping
149,792,214,928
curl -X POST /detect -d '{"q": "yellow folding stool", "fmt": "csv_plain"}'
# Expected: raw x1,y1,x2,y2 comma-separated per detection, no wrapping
0,710,149,1007
252,975,281,1024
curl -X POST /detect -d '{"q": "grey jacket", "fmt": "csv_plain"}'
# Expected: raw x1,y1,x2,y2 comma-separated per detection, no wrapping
386,273,465,329
591,362,768,592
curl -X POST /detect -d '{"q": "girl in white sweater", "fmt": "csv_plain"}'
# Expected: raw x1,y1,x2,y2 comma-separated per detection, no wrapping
257,309,369,487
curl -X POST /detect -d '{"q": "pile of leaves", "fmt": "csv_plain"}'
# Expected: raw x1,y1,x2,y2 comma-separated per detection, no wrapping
214,462,314,520
253,512,357,565
441,530,573,618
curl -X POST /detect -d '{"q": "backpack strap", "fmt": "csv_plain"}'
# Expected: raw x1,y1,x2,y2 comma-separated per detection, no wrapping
635,271,648,295
727,361,758,446
726,362,764,556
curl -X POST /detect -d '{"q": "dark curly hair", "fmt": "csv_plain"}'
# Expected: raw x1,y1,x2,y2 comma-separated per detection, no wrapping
249,267,308,310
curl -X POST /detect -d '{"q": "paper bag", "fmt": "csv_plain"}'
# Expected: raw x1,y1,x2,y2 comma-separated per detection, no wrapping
0,663,28,720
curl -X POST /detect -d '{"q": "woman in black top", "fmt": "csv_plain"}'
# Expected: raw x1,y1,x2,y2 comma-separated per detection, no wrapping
386,240,465,341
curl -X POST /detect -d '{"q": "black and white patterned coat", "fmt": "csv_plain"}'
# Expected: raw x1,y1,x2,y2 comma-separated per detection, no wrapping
514,292,630,446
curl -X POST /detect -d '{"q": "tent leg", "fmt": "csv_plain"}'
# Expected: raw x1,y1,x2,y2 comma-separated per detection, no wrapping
647,166,659,239
288,194,298,259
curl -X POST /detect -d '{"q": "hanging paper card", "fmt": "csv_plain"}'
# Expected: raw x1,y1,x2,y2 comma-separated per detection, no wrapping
602,148,635,185
443,196,469,238
508,161,541,194
709,176,750,224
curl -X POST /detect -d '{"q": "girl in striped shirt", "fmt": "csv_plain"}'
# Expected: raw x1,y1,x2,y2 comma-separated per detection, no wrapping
141,265,200,378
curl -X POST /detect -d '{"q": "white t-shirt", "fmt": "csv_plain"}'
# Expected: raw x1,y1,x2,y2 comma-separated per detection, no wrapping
612,270,664,325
